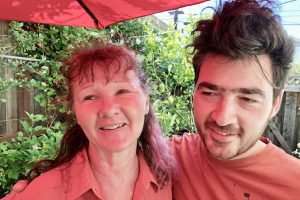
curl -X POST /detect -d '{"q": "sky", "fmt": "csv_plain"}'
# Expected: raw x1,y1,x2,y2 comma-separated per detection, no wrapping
155,0,300,39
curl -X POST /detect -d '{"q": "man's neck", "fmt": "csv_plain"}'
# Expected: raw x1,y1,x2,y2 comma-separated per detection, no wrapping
230,140,267,160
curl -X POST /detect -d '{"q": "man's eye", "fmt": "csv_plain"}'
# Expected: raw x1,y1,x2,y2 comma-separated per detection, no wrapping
117,89,129,95
240,97,257,103
201,91,218,96
83,95,96,100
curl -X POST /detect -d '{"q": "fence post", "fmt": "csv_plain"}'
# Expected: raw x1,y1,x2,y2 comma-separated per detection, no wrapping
6,69,18,134
0,21,9,135
282,92,297,149
0,20,18,136
268,120,292,154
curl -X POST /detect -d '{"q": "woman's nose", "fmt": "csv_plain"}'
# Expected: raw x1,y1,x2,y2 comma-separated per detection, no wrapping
97,96,119,118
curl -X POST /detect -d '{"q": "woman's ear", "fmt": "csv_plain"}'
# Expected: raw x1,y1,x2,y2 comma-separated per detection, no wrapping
145,94,150,115
270,90,284,118
71,105,78,123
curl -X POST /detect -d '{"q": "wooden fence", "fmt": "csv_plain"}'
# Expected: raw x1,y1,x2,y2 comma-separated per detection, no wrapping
264,75,300,153
0,85,42,140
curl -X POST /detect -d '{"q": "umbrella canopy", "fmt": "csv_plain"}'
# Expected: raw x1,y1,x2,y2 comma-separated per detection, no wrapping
0,0,207,29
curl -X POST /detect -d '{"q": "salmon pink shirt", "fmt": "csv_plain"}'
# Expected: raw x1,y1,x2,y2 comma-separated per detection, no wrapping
171,134,300,200
3,148,172,200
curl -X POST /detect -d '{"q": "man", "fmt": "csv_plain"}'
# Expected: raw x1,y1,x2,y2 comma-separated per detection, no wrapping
171,0,300,199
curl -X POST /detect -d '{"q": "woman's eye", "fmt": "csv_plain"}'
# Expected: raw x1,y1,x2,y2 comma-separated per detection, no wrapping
117,89,129,95
83,95,96,101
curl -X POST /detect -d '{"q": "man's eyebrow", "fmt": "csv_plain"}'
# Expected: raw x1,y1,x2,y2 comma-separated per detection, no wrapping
197,82,266,97
197,82,222,91
235,88,266,97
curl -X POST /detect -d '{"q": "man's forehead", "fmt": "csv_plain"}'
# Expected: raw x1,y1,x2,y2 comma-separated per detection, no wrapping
201,53,272,71
199,54,274,86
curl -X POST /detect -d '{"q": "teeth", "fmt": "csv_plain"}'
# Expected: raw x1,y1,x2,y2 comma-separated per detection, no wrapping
213,129,229,136
101,123,125,130
216,131,228,136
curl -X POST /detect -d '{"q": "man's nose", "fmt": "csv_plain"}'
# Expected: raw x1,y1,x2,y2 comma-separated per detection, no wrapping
97,96,119,118
211,97,238,127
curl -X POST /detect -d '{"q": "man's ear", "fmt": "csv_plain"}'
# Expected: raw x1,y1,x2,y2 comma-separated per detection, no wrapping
271,90,284,118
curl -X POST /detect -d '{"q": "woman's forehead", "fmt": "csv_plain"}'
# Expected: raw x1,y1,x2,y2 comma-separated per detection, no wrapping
76,58,134,79
72,63,138,87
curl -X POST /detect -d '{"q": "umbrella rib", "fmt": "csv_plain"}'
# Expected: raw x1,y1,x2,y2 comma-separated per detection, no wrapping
76,0,102,28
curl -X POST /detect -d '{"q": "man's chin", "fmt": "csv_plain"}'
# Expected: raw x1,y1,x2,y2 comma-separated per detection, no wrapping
209,150,235,160
206,142,238,160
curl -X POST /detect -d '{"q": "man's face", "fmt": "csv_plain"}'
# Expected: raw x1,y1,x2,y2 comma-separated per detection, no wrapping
193,54,282,160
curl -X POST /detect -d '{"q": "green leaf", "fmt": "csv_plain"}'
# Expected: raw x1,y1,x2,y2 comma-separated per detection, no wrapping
20,121,31,132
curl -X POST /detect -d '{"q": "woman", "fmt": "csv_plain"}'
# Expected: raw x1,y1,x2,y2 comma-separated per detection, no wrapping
3,44,176,200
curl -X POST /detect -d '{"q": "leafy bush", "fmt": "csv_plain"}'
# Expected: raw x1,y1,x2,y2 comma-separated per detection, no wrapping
0,119,64,195
142,27,195,135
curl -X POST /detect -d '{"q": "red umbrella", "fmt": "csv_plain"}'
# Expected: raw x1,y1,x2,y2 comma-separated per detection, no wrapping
0,0,207,29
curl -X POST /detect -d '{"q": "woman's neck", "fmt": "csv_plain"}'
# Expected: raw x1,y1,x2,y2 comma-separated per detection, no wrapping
88,145,140,200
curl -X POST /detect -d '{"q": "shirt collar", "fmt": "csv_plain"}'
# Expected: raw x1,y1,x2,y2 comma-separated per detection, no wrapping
63,148,159,199
137,151,159,186
131,151,160,199
64,148,102,199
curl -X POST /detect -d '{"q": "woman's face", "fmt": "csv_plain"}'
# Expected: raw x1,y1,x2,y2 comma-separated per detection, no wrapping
72,61,149,154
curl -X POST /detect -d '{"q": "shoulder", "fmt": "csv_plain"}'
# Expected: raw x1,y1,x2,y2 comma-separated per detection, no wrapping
169,133,202,161
29,167,66,191
260,142,300,193
268,142,300,166
7,151,87,200
3,150,88,200
3,167,66,200
169,133,201,149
